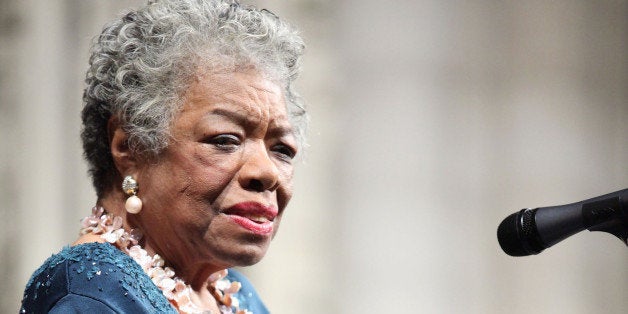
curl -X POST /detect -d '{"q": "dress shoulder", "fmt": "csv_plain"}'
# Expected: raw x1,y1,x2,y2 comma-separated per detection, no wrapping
20,242,176,313
227,269,270,314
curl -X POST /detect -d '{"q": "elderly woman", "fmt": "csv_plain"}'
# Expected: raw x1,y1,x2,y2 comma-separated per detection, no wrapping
20,0,305,313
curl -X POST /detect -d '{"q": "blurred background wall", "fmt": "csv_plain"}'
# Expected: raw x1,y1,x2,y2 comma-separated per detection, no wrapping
1,0,626,313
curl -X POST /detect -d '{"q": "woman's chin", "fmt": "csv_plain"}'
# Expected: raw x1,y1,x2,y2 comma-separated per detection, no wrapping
205,235,271,268
204,215,275,266
227,242,271,266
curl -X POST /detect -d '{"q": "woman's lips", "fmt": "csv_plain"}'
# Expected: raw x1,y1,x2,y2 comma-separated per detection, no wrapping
227,215,274,235
224,202,277,235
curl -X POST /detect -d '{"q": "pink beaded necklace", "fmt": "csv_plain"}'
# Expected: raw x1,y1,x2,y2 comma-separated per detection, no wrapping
80,206,249,314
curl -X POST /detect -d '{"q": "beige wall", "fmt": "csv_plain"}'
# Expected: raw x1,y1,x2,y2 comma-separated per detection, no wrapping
1,1,626,313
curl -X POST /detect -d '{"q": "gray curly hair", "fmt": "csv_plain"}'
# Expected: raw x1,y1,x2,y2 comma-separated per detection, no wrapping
81,0,306,197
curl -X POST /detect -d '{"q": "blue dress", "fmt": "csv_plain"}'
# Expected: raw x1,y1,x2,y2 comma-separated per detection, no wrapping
20,242,269,313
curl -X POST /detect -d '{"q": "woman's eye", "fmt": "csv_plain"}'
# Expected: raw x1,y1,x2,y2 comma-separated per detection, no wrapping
207,134,241,149
272,144,296,161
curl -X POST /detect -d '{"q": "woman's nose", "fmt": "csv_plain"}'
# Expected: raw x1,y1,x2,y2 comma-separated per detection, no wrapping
238,143,280,192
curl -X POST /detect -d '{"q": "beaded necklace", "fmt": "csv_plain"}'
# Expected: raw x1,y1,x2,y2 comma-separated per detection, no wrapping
80,206,249,314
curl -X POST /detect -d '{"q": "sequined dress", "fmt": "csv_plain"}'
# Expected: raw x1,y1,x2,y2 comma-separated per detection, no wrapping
20,242,269,313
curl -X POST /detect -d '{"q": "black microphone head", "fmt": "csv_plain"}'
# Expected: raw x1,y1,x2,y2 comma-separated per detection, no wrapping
497,209,544,256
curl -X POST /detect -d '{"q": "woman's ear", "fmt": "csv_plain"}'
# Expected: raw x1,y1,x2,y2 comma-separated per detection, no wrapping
108,117,138,176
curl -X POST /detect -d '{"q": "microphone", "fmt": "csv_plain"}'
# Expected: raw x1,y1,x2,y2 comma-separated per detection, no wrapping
497,188,628,256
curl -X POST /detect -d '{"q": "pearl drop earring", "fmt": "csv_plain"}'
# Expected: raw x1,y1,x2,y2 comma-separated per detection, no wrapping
122,176,142,214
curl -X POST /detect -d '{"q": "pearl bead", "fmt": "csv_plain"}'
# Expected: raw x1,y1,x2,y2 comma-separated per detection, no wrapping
125,195,142,214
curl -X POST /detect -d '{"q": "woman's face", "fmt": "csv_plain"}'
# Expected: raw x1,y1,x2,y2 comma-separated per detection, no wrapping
133,70,297,273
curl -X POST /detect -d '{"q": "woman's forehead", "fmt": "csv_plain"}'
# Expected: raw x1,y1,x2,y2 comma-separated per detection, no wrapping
177,70,291,130
193,68,283,95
